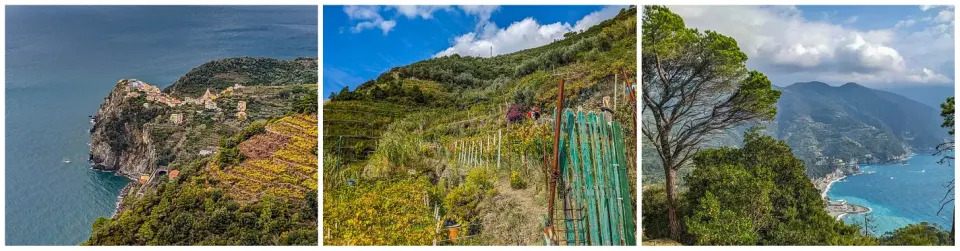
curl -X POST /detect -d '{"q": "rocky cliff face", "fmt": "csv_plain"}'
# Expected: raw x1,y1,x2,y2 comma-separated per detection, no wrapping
89,79,161,179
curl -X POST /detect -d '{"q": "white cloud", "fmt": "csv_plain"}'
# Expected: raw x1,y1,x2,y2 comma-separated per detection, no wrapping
434,6,624,58
895,19,916,28
574,6,622,32
344,5,380,20
434,18,571,58
920,5,935,11
392,5,451,19
838,34,906,73
459,5,500,31
906,68,951,83
933,9,954,23
844,16,858,24
344,6,397,35
668,5,953,87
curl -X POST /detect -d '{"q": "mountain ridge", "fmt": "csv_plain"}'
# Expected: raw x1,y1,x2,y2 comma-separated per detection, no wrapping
777,80,945,177
644,80,948,181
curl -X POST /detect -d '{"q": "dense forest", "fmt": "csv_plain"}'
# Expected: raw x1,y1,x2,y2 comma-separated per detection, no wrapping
324,6,637,245
640,5,953,246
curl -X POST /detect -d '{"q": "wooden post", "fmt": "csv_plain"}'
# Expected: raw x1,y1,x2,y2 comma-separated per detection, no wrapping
547,79,565,237
522,154,526,173
487,135,491,155
497,129,502,171
433,204,441,246
614,74,618,109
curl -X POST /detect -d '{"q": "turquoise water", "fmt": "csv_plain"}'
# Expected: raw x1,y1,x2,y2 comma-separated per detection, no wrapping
827,153,955,236
5,6,317,245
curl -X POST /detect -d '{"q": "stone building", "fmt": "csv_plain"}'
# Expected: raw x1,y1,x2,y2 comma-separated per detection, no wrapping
237,101,247,112
170,113,184,125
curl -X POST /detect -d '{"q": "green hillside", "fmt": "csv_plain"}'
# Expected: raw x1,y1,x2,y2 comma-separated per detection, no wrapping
165,57,318,96
776,81,946,177
324,6,638,245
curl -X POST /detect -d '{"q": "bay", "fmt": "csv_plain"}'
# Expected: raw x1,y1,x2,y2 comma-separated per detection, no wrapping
827,153,955,236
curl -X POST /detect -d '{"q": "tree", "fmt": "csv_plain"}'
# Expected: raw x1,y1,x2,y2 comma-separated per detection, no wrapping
857,213,878,237
880,222,952,246
641,5,781,240
683,130,869,245
293,89,318,114
936,97,955,243
337,86,350,99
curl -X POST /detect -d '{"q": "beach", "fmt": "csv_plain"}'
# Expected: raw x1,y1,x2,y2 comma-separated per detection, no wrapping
815,169,872,220
814,169,848,199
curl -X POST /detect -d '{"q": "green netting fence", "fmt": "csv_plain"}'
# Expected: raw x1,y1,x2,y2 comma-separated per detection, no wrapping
553,108,635,246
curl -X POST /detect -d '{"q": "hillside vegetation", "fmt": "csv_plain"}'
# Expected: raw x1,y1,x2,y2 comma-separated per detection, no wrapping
324,6,637,245
776,82,946,177
166,57,318,96
85,57,318,245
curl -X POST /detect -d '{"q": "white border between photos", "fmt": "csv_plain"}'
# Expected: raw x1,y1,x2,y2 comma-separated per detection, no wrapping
0,0,956,250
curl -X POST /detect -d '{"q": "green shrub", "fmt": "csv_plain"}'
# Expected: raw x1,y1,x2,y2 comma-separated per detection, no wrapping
641,184,677,240
880,222,952,246
509,170,526,189
444,167,496,233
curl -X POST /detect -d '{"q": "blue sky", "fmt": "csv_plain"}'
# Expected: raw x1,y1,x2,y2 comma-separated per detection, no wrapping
323,5,625,97
668,5,955,89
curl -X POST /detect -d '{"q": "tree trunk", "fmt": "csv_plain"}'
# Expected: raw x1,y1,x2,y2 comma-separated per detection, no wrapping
665,166,681,240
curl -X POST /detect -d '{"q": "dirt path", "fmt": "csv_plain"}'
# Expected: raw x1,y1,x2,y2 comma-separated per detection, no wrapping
478,175,547,245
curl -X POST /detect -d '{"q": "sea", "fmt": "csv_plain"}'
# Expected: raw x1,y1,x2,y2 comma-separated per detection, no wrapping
5,6,317,245
827,153,956,236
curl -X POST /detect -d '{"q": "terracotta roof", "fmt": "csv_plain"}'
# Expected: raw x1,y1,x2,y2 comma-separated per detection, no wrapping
168,170,181,179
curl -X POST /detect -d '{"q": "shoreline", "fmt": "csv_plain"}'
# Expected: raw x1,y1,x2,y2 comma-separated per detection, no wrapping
826,199,872,221
820,173,845,199
832,204,873,221
111,182,136,218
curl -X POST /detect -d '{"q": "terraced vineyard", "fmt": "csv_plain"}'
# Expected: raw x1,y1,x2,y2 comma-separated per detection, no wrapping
322,100,413,161
218,114,318,203
324,6,638,245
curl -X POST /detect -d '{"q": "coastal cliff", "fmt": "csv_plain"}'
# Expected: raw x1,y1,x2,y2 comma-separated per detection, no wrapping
89,57,318,179
84,57,319,245
89,80,162,178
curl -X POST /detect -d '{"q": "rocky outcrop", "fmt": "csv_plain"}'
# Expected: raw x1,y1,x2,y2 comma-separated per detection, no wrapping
89,79,162,179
